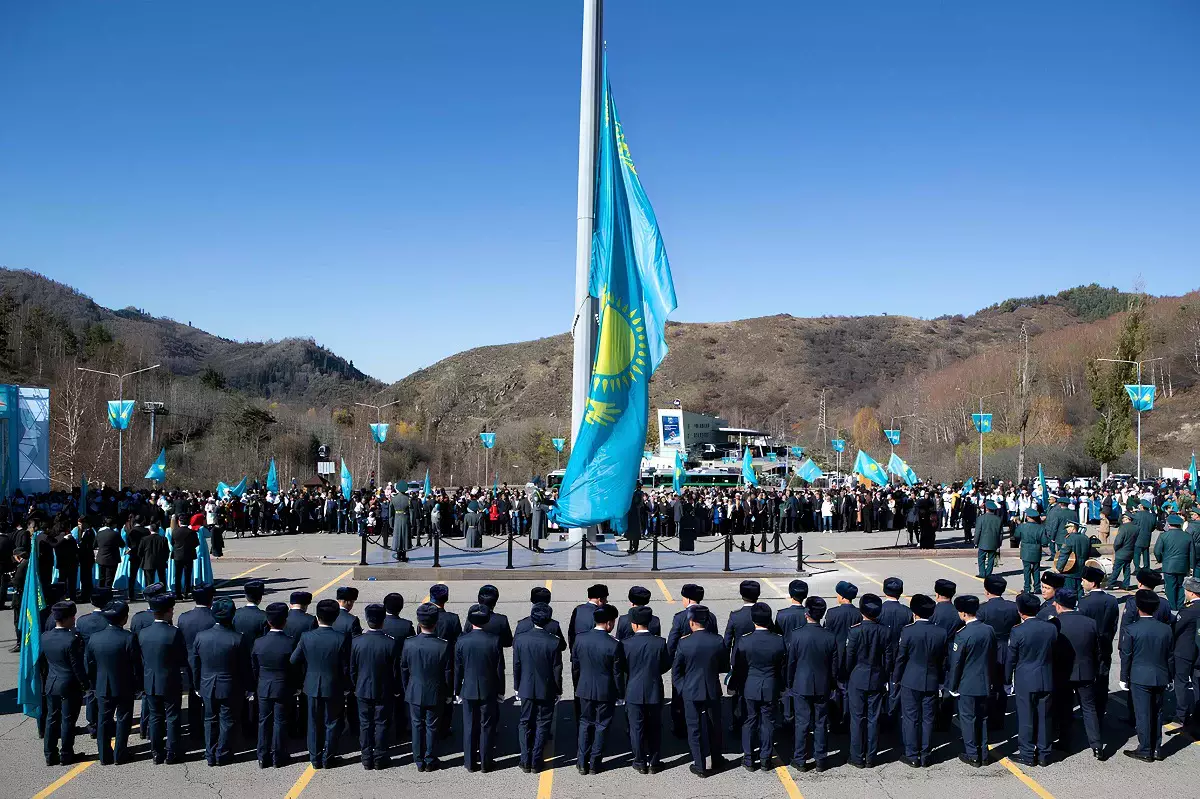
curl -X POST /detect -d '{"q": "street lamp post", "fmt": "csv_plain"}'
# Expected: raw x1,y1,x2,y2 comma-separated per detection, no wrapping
355,398,402,492
1096,357,1162,480
78,364,161,488
958,389,1005,482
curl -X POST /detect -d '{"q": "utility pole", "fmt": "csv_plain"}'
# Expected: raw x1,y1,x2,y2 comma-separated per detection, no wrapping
142,402,168,446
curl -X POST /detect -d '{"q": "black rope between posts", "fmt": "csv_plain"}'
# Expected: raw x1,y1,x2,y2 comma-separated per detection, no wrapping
513,538,585,554
437,537,510,553
656,540,728,557
591,546,640,559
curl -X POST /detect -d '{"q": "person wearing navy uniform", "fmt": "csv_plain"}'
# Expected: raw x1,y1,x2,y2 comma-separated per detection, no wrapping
284,591,318,641
931,579,963,637
733,602,785,771
621,604,670,773
1121,589,1175,762
1037,572,1065,621
616,585,661,641
39,601,87,766
428,583,459,738
75,587,111,739
568,583,608,650
251,602,295,769
976,576,1020,729
235,579,269,729
879,577,913,719
1119,570,1173,642
774,580,808,726
947,594,996,767
572,603,624,774
352,603,401,770
86,601,141,765
401,603,453,771
672,605,729,778
177,584,215,740
130,583,166,637
1077,566,1119,724
290,598,351,769
513,602,562,773
468,584,513,646
893,594,947,768
456,603,505,772
138,593,188,764
723,580,761,735
785,596,836,772
191,597,247,766
667,583,715,737
1170,578,1200,730
824,581,862,732
1051,587,1104,758
1006,593,1056,766
844,593,891,768
382,592,414,737
516,586,565,650
334,586,363,639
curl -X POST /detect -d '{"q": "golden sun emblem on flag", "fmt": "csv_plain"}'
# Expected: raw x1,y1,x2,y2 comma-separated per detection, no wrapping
585,286,648,427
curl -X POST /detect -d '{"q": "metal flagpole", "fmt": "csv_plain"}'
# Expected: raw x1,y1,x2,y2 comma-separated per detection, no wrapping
569,0,603,546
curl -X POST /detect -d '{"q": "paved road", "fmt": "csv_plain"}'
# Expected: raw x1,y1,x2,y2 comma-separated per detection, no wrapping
5,534,1197,799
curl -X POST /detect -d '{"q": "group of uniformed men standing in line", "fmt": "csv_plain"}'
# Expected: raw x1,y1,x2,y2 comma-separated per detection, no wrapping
35,564,1199,777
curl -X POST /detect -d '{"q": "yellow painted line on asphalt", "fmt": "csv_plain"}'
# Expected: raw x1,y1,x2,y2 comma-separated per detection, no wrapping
774,764,805,799
832,558,907,598
536,710,557,799
31,760,94,799
762,577,789,599
276,548,296,558
1164,721,1200,745
655,578,676,604
314,567,354,597
998,755,1055,798
283,764,316,799
545,579,553,591
925,558,1017,595
215,562,270,586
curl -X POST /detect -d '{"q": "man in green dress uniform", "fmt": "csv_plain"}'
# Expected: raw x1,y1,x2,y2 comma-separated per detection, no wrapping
1055,520,1091,595
1011,509,1049,595
1153,513,1195,611
975,501,1003,578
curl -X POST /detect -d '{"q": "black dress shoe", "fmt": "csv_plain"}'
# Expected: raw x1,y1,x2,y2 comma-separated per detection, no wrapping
45,753,60,767
1123,750,1154,763
576,764,589,775
1154,751,1166,761
1013,756,1038,767
814,759,827,772
958,754,980,768
648,763,662,774
688,764,707,778
415,763,426,772
903,757,920,768
520,763,532,774
848,759,865,769
1038,757,1051,767
711,755,730,772
791,761,810,773
743,761,757,772
864,757,875,768
324,755,341,769
1093,747,1107,761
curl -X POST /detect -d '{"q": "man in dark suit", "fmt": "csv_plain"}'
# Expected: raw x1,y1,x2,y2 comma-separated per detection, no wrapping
513,602,562,773
85,600,141,765
75,517,96,603
1052,588,1104,758
455,604,505,771
1078,566,1120,724
137,593,188,764
616,585,661,641
845,593,891,768
428,583,459,738
284,591,317,641
785,596,836,772
931,579,963,637
252,602,296,769
137,525,170,593
621,604,670,773
334,585,363,638
672,605,729,777
774,579,808,727
824,581,862,733
290,598,351,769
568,583,608,650
191,597,248,766
121,518,148,601
1007,593,1057,766
733,602,785,771
1170,578,1200,730
381,592,414,736
94,519,123,590
879,577,913,719
571,603,624,774
893,594,947,767
467,584,513,647
947,595,996,767
235,578,269,729
1121,589,1175,762
177,584,215,741
75,587,111,739
400,603,453,771
170,519,199,598
666,583,715,736
723,580,761,735
976,575,1020,730
39,601,88,766
515,586,565,650
351,603,400,770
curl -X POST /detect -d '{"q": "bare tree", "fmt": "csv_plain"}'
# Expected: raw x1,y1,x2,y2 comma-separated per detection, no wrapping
1015,324,1034,482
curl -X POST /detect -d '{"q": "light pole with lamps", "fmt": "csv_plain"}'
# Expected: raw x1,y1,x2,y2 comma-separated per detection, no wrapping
78,364,161,488
958,389,1005,481
885,414,915,485
355,398,402,492
1096,357,1162,480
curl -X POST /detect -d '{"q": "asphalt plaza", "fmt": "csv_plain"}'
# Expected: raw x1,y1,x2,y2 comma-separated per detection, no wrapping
6,533,1198,799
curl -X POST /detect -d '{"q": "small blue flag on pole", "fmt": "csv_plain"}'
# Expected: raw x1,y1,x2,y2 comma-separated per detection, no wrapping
16,541,45,718
886,452,918,486
1038,463,1049,512
643,450,653,460
552,438,566,453
854,450,888,486
962,477,975,495
971,413,993,433
1189,452,1197,493
340,459,352,501
492,472,499,495
266,458,279,493
370,423,389,444
673,448,686,494
479,432,496,449
797,459,823,483
741,447,759,487
884,429,901,446
144,448,166,481
831,439,846,453
107,400,136,430
766,452,778,463
423,468,432,498
790,446,805,458
1124,384,1156,412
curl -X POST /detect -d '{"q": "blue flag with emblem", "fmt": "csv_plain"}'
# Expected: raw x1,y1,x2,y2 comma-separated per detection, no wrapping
1124,384,1156,412
479,432,496,449
17,541,45,718
552,438,566,453
673,448,686,494
962,477,974,495
831,439,846,453
144,448,166,481
854,450,888,486
797,459,823,483
370,423,389,444
423,468,432,498
107,400,136,430
266,458,279,493
790,446,804,458
741,447,759,487
550,60,678,529
971,413,993,433
217,476,248,499
884,429,901,446
766,452,778,462
340,459,352,500
1038,463,1049,512
887,452,919,486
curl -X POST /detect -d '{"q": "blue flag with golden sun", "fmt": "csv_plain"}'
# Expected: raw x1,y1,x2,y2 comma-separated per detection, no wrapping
854,450,888,486
551,62,677,529
673,448,686,494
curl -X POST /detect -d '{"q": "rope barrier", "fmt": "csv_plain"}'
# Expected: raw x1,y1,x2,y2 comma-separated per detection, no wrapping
436,537,510,553
656,540,728,557
513,538,585,554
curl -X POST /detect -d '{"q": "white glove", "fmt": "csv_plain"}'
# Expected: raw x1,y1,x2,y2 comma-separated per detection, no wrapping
454,696,463,705
616,699,625,707
1005,685,1015,697
949,690,960,697
1119,681,1128,691
514,693,521,703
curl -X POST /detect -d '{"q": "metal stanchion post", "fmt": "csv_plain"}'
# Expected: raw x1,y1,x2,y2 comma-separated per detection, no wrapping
433,529,441,568
774,528,781,555
506,527,514,570
359,531,368,566
580,533,589,571
723,532,731,572
796,534,806,575
652,534,659,572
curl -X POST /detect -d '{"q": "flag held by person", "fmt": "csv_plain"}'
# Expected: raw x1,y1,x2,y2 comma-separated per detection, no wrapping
1038,463,1049,512
673,448,685,494
145,448,166,481
266,458,279,493
854,450,887,487
340,459,352,501
962,477,975,495
1189,452,1197,492
741,447,759,487
551,59,678,529
797,459,823,483
423,469,432,498
886,452,918,486
17,542,46,718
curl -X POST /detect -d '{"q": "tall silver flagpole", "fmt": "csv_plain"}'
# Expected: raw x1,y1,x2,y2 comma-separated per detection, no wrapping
568,0,603,545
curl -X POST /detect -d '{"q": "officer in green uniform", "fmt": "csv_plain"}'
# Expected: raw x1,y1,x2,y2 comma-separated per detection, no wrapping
1108,512,1138,591
1185,508,1200,580
1011,509,1048,594
1043,495,1073,561
1131,500,1157,573
1152,513,1196,611
1054,520,1091,595
975,501,1003,578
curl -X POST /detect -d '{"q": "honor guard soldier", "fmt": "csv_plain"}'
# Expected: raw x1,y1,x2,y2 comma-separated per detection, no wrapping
86,601,141,765
893,594,947,768
457,603,505,772
775,579,808,726
785,596,836,772
191,597,247,766
622,604,670,773
667,583,715,736
1037,573,1065,621
723,580,762,735
428,584,460,738
1044,494,1074,560
352,603,401,770
1153,514,1196,611
733,602,785,771
235,579,269,728
401,603,453,772
1012,509,1049,594
1108,513,1138,590
824,581,862,732
947,594,996,767
1131,500,1157,573
284,591,318,641
75,587,112,739
513,603,562,773
1169,577,1200,731
672,605,729,778
572,603,624,774
469,584,513,646
845,593,890,768
1006,593,1056,766
1120,589,1175,762
568,583,609,650
1055,521,1091,595
40,601,87,766
1051,588,1104,758
252,602,295,769
976,576,1019,730
516,586,565,650
138,592,188,765
290,599,351,769
879,577,913,719
931,580,962,636
382,593,415,735
616,585,661,640
1078,566,1120,723
975,501,1003,577
177,585,215,740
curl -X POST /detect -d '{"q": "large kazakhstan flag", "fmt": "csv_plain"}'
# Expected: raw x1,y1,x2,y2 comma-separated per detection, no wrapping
854,450,888,487
552,61,678,529
673,449,686,494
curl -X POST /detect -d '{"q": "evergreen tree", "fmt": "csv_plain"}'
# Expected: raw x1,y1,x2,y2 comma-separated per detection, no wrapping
1084,295,1145,468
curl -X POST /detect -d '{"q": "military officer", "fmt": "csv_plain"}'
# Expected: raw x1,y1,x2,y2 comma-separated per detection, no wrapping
515,586,565,650
400,603,453,771
427,584,458,737
176,584,215,740
1012,509,1049,594
512,602,562,773
1108,512,1138,590
284,591,318,641
616,585,661,640
568,583,608,650
572,603,624,774
138,592,188,765
1051,588,1104,759
290,598,351,769
824,581,862,732
892,594,947,768
666,583,715,736
1120,570,1173,641
86,601,141,765
252,602,295,769
1188,508,1200,579
352,603,401,770
733,602,785,771
75,587,111,739
880,577,913,719
1169,577,1200,730
191,597,247,766
622,604,670,773
1077,566,1119,723
130,582,166,636
1120,589,1175,762
931,579,962,636
947,595,996,767
457,603,505,772
235,579,269,727
39,601,87,766
1006,593,1056,766
845,593,890,768
975,501,1003,577
1044,494,1074,560
785,596,837,772
1131,499,1158,573
1153,513,1195,611
1055,521,1092,595
334,586,363,638
468,584,513,646
380,593,414,735
976,576,1019,729
723,580,761,734
775,579,809,639
672,605,729,778
1037,572,1065,621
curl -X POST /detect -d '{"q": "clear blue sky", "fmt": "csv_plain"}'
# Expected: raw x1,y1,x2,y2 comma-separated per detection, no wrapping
2,1,1197,382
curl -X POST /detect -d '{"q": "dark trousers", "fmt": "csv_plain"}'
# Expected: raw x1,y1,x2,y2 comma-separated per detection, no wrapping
1057,681,1102,749
626,702,661,768
1163,573,1185,611
848,688,882,764
576,698,614,770
1108,559,1133,590
357,698,390,766
682,699,722,771
1133,546,1150,573
142,566,167,592
1172,659,1196,723
84,689,98,734
957,694,988,761
436,696,452,738
519,699,554,770
307,695,344,766
1095,662,1112,723
791,695,828,764
409,703,438,767
143,694,181,760
203,697,236,764
1022,562,1041,594
977,550,997,577
44,693,81,760
900,687,936,761
96,695,134,764
258,696,288,765
741,698,776,765
1130,683,1164,758
98,564,117,589
1015,691,1052,761
187,693,204,740
174,561,194,597
78,562,94,603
